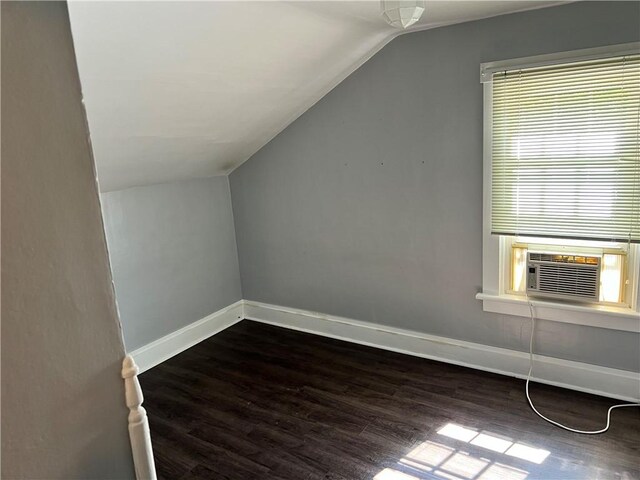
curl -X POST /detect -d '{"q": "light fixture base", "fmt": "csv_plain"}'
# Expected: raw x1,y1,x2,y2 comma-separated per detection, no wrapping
381,0,426,29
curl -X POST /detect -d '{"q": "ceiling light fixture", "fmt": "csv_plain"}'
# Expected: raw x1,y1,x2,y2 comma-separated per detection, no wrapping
380,0,426,29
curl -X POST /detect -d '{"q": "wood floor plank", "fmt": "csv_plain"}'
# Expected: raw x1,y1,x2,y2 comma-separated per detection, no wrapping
140,320,640,480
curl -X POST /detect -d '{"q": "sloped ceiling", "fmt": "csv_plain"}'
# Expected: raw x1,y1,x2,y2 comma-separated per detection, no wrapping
68,1,566,192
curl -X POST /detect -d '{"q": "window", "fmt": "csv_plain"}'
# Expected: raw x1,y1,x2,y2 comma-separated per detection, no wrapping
477,44,640,332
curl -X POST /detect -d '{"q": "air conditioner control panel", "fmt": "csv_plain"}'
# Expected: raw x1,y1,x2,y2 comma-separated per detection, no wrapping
527,266,537,290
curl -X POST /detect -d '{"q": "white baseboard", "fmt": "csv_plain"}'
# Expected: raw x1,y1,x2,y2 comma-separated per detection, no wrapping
130,300,243,373
243,300,640,402
130,298,639,401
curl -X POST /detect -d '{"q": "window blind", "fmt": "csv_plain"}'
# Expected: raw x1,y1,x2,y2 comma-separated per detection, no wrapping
491,54,640,243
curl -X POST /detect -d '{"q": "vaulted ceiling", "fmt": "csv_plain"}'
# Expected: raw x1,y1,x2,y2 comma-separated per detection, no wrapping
68,1,566,192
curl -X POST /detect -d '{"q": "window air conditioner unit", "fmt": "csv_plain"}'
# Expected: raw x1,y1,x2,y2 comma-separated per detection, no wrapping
526,252,600,303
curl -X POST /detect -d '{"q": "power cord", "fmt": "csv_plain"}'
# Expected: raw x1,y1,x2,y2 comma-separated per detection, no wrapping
525,297,640,434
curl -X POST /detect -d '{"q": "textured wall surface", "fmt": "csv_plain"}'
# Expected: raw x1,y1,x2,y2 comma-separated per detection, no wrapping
1,2,135,478
102,176,242,351
230,1,640,372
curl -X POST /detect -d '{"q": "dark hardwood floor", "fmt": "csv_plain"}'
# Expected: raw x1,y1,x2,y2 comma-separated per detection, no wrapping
140,320,640,480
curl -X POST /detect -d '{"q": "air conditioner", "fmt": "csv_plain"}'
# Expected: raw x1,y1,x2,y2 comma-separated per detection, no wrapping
526,252,600,303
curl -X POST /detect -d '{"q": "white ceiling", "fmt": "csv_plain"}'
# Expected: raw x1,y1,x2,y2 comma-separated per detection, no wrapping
68,1,567,192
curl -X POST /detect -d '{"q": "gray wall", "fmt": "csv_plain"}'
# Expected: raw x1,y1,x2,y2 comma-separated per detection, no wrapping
1,2,135,478
102,176,242,351
230,1,640,372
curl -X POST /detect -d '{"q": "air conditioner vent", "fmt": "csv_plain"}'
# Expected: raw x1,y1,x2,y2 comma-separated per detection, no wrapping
526,252,600,303
528,252,599,265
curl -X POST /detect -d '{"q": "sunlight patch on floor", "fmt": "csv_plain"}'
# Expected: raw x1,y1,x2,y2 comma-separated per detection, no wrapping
478,463,528,480
374,468,421,480
373,422,551,479
504,443,550,465
470,433,512,453
438,423,550,464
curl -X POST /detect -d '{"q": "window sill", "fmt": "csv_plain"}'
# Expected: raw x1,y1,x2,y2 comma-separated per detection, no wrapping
475,293,640,333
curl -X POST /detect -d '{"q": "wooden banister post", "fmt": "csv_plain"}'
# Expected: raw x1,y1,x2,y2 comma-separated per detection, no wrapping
122,355,157,480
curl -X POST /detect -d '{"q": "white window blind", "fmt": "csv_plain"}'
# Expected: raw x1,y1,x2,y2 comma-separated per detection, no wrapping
491,54,640,243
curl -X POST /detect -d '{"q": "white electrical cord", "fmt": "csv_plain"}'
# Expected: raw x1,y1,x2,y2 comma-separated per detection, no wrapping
525,298,640,434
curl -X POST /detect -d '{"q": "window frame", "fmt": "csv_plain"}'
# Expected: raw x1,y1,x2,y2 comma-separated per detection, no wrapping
477,44,640,333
